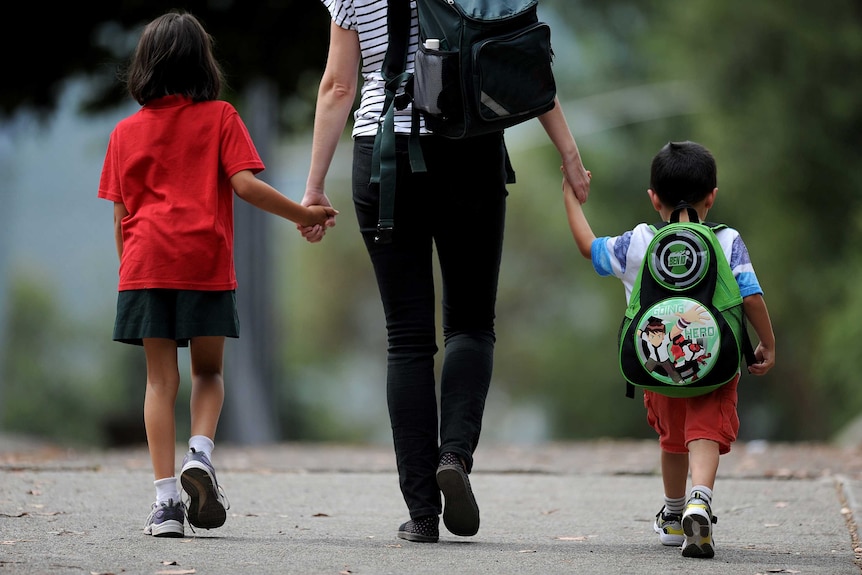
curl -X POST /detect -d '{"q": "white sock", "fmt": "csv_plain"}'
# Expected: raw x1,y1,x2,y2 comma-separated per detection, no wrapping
690,485,713,505
189,435,214,460
664,495,687,515
155,477,180,504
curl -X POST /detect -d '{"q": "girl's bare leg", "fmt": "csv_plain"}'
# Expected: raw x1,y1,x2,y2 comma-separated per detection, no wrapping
188,336,225,440
143,338,181,480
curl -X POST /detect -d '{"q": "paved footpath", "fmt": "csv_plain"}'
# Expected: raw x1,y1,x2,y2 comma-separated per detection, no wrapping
2,436,862,575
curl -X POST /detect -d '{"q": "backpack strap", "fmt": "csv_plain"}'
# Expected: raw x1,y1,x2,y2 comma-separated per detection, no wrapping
669,201,700,223
676,209,758,368
371,0,426,244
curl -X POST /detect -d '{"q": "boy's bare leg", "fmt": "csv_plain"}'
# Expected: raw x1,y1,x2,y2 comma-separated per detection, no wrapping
688,439,719,490
661,450,690,499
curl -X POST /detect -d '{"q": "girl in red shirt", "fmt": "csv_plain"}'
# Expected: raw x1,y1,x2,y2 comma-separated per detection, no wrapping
98,10,337,537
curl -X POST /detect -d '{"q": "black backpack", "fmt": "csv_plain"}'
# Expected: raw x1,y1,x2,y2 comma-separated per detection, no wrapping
618,204,756,398
370,0,557,243
412,0,556,139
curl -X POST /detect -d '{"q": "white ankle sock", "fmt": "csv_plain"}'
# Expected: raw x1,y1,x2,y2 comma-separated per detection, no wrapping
155,477,180,503
189,435,214,460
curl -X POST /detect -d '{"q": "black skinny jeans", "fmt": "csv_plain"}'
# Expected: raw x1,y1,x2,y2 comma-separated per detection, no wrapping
352,133,509,520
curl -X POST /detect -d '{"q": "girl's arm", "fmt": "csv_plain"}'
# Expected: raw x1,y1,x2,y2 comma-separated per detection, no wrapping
232,170,338,227
112,202,129,262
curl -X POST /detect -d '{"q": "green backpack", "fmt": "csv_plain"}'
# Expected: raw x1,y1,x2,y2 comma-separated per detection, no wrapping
618,204,755,398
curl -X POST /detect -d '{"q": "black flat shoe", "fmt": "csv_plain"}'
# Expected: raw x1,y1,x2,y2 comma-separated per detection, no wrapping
397,516,439,543
436,452,479,536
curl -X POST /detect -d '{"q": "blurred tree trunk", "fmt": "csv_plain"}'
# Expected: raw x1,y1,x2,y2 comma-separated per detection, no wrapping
221,79,281,444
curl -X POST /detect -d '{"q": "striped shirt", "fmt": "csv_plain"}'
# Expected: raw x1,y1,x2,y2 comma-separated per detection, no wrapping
590,223,764,305
323,0,426,137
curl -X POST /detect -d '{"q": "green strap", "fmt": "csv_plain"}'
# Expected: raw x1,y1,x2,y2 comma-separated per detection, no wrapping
371,70,412,244
371,0,426,244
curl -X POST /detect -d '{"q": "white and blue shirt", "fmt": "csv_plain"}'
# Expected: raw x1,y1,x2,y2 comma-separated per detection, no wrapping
591,223,764,305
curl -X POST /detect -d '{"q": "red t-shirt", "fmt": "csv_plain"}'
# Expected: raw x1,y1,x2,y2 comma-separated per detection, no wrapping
98,95,265,291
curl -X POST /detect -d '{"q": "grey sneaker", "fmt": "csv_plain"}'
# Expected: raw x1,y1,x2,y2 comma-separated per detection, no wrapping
681,492,717,558
143,499,185,537
180,448,229,529
653,506,684,546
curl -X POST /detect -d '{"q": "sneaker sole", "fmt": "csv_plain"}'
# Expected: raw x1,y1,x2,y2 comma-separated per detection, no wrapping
682,513,714,558
436,464,479,537
145,519,184,538
396,530,439,543
181,465,226,529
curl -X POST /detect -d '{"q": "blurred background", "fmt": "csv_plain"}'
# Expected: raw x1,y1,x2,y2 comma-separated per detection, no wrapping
1,0,859,449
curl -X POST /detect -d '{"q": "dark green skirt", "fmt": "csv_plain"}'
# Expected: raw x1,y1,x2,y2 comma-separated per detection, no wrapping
113,289,239,347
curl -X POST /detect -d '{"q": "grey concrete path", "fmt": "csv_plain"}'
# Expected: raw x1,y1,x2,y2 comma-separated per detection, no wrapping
2,436,862,574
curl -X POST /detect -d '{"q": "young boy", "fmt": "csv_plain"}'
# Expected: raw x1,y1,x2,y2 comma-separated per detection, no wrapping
563,141,775,558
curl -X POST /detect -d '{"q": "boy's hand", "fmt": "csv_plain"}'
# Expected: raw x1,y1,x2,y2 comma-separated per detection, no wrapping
747,344,775,376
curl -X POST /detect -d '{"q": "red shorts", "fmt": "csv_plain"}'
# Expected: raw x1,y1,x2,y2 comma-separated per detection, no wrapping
643,373,740,455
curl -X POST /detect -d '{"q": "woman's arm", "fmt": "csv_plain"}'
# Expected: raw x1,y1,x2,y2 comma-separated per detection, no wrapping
539,97,591,204
299,20,362,242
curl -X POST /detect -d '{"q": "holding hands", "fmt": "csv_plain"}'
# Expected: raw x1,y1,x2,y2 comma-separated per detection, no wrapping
297,187,338,243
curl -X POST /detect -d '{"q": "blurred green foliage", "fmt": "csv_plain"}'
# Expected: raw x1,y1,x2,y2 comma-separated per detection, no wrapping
0,274,139,446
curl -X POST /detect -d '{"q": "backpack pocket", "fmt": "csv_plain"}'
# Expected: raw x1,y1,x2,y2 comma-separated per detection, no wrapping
619,296,740,398
414,45,464,132
472,22,556,125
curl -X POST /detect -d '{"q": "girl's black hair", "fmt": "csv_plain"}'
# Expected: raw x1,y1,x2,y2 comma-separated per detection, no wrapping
649,141,717,206
125,11,224,105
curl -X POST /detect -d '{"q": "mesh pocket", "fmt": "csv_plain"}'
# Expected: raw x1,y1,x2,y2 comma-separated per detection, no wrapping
473,22,555,122
414,46,463,122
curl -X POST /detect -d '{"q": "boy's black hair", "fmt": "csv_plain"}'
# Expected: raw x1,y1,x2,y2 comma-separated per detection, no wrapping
649,141,717,206
124,11,224,105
